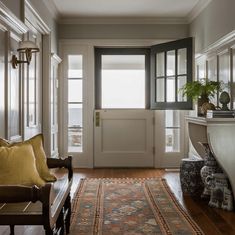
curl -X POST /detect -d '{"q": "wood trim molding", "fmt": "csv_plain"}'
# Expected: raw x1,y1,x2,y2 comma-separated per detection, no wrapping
6,31,23,141
205,30,235,53
217,48,229,56
51,53,62,63
58,0,212,25
0,1,28,34
25,0,51,34
195,30,235,59
9,31,22,43
59,17,188,25
0,22,7,32
187,0,212,23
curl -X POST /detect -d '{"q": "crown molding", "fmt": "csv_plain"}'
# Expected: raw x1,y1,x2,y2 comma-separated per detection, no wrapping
187,0,213,23
25,0,51,34
204,30,235,53
195,30,235,60
0,1,28,34
42,0,60,20
56,0,213,25
59,17,188,25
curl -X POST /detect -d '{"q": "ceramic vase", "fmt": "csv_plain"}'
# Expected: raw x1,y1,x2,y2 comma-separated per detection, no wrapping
206,173,233,211
199,142,222,198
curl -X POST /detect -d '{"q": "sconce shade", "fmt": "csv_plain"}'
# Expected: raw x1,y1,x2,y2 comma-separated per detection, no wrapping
17,40,40,53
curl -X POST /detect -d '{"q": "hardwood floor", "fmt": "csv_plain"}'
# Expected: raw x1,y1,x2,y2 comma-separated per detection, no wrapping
1,168,235,235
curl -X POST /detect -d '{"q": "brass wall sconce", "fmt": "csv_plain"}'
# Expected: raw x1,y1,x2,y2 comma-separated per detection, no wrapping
11,40,40,69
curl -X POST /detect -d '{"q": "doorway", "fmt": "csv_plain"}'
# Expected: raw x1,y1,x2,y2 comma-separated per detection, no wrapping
59,38,192,168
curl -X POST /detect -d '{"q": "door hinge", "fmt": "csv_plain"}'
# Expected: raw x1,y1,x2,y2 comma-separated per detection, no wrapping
153,146,155,154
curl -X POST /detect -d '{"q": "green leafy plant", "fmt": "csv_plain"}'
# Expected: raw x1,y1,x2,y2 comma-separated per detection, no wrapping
181,79,222,101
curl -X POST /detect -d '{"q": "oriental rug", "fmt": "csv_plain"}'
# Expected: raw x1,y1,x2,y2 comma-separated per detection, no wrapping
70,178,204,235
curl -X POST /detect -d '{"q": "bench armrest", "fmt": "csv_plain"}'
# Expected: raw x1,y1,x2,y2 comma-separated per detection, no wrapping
47,156,73,180
0,184,52,204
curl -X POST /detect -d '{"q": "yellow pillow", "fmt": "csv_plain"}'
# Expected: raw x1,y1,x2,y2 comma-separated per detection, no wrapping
0,144,45,187
0,135,56,182
20,134,56,182
0,138,10,147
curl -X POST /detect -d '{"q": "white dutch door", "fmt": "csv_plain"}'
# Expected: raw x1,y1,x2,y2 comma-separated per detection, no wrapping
94,51,154,167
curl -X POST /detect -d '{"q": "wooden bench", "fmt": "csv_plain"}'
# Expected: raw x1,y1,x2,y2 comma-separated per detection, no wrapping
0,156,73,235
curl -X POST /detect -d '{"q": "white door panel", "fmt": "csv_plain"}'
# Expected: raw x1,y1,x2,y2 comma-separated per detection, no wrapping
94,110,154,167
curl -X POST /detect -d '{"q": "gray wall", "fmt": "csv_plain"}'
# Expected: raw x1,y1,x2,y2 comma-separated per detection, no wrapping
1,0,58,53
28,0,58,53
1,0,21,19
58,23,188,40
190,0,235,53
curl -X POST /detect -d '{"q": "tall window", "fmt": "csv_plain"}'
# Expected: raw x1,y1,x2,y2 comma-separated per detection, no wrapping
68,55,83,152
165,110,180,152
95,48,150,109
219,50,230,107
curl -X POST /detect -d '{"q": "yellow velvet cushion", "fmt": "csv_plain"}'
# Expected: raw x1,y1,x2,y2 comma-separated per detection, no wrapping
0,134,56,182
0,138,9,147
19,134,57,182
0,144,45,187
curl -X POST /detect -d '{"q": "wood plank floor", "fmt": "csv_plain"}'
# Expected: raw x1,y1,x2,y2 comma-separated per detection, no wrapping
1,168,235,235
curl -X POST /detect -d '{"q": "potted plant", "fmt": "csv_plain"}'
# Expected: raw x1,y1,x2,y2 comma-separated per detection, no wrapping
181,79,222,115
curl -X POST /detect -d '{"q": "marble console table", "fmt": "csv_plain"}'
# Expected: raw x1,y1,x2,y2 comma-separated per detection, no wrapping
186,116,235,198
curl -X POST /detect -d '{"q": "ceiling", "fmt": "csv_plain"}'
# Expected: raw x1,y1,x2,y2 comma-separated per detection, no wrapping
50,0,212,22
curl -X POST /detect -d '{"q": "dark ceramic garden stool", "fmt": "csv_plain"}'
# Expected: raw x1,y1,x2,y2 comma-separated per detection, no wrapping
180,158,205,196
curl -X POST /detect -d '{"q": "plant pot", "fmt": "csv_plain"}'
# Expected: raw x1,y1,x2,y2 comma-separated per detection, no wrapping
198,95,209,116
201,102,216,116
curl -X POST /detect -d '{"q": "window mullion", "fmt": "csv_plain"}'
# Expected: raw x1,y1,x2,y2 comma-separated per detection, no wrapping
164,51,167,102
175,49,178,102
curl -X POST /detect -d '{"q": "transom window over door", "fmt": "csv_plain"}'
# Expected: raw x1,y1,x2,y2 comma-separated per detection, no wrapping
95,48,150,109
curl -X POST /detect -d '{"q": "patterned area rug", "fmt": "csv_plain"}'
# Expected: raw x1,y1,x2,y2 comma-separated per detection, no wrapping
70,178,204,235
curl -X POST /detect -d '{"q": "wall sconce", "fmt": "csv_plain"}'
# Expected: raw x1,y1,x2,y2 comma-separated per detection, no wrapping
11,40,40,69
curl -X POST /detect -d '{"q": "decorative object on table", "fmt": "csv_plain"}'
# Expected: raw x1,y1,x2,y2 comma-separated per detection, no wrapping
71,178,204,235
201,102,216,116
180,158,204,196
206,110,235,118
219,91,230,111
180,79,222,116
199,142,223,198
206,173,234,211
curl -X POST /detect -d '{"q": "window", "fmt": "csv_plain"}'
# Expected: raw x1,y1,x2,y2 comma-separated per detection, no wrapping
95,48,150,109
218,50,230,108
95,38,193,110
67,55,83,152
151,37,193,110
165,110,180,152
207,57,218,105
